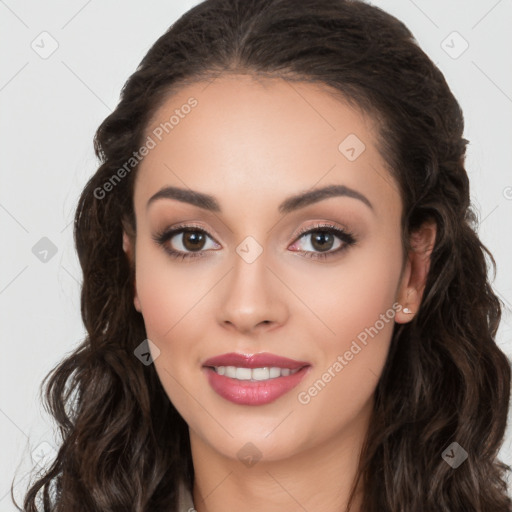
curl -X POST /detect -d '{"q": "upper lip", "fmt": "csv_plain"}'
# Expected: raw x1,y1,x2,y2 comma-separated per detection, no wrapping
202,352,310,370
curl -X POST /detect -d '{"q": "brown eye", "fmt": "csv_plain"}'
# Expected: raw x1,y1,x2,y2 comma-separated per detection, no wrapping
289,224,356,260
309,231,336,252
152,225,221,260
180,231,207,251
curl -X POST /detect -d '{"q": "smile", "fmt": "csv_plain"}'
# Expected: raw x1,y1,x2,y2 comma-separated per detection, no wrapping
211,365,301,381
202,352,312,405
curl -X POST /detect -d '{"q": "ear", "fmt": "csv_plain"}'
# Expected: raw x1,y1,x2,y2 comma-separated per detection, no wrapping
395,219,437,323
122,229,142,313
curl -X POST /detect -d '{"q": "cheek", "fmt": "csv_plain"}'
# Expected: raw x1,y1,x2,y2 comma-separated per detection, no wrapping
286,229,403,345
293,230,403,409
133,248,207,413
133,243,216,391
134,242,205,340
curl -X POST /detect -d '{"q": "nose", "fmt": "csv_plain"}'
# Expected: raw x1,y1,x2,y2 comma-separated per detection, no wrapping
216,251,289,335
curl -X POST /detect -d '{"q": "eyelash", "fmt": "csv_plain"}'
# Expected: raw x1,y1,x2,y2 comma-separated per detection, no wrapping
152,222,356,261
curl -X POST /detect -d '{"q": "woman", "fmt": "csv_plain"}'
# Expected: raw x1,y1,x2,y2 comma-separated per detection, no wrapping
16,0,511,510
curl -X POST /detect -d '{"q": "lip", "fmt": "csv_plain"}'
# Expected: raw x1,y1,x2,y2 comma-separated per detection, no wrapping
202,352,311,406
202,352,310,369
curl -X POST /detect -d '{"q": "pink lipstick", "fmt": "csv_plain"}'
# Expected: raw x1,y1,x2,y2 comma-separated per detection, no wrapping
202,352,311,405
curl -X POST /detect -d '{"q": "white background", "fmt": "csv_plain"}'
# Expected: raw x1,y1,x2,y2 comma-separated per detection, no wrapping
1,0,511,508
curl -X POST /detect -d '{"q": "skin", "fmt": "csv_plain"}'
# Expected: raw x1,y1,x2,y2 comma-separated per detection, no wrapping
122,74,436,512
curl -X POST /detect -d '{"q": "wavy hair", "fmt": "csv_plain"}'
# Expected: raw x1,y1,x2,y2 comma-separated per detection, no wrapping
14,0,511,510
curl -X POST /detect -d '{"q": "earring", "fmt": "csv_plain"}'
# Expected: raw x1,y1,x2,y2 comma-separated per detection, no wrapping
403,307,413,314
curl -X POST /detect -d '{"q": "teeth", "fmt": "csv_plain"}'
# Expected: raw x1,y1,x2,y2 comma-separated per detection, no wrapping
225,366,237,378
212,366,300,381
269,367,281,378
236,367,252,380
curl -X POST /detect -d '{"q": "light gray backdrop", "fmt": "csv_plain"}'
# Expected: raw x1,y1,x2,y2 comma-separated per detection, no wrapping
1,0,511,507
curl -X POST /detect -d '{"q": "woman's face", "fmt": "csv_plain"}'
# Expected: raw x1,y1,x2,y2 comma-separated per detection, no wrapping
125,74,415,463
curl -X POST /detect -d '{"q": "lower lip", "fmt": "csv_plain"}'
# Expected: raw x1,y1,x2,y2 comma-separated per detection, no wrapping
203,366,311,405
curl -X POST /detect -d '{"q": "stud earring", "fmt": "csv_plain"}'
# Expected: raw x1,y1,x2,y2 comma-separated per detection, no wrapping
403,307,413,314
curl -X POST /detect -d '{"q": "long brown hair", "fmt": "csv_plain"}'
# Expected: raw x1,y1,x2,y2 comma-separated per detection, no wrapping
14,0,511,510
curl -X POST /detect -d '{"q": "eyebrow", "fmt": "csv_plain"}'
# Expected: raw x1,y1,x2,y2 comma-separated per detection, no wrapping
146,184,373,214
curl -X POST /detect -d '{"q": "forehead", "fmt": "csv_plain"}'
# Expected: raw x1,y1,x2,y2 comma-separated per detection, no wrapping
134,74,400,218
